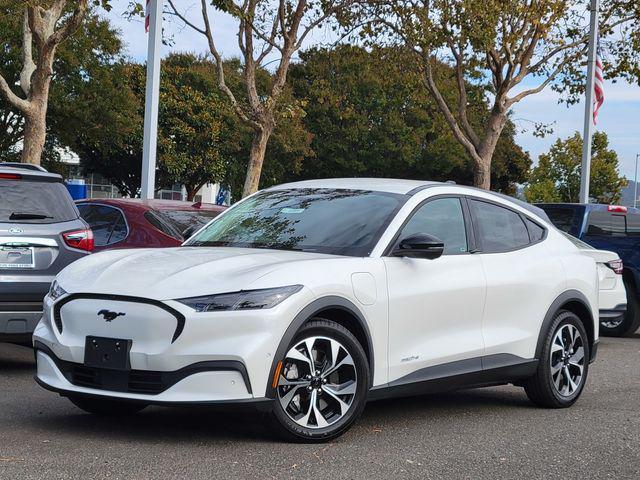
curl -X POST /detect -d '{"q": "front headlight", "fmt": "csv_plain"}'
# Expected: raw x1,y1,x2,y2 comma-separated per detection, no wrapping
48,280,67,301
177,285,303,312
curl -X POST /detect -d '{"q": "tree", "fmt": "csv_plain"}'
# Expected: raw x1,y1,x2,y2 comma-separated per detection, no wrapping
0,0,96,165
72,55,254,199
285,45,529,192
159,0,354,197
355,0,634,190
524,132,627,204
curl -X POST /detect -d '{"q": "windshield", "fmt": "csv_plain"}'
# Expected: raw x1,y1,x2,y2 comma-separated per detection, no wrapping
185,188,406,256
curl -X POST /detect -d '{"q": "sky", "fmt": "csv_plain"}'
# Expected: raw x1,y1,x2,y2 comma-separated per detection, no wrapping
103,1,640,180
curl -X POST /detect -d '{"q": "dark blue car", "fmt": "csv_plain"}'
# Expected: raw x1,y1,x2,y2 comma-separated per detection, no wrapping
538,203,640,337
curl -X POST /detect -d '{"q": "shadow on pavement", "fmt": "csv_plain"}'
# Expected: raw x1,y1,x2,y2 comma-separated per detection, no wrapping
0,343,35,372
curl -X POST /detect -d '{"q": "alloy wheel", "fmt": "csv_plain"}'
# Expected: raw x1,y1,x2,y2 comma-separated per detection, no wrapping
276,336,357,429
549,324,585,397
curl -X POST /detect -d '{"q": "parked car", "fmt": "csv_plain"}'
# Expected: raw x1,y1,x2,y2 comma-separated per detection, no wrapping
560,232,627,334
0,167,92,344
35,179,598,442
538,203,640,337
75,199,226,251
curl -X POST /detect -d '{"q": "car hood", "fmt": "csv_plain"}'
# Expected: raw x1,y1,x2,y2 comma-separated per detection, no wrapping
57,247,334,300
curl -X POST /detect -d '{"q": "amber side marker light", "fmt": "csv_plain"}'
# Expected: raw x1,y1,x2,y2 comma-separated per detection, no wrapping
272,361,283,389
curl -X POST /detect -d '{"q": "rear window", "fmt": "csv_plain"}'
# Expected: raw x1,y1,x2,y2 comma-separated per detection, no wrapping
0,179,78,223
586,212,626,236
539,206,581,234
469,199,530,252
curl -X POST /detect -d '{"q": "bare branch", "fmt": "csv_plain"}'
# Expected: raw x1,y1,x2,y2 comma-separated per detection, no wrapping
47,0,88,47
0,74,30,113
20,10,36,97
166,0,206,34
422,56,481,164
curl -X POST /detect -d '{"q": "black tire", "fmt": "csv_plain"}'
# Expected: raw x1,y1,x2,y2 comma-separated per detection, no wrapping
524,310,590,408
270,319,370,443
600,279,640,337
68,395,147,416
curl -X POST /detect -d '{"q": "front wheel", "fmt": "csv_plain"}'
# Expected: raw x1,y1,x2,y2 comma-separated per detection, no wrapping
524,310,590,408
270,319,370,442
68,395,147,416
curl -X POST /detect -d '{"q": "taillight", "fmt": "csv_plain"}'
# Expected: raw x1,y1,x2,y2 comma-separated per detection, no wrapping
605,259,623,275
0,173,21,180
608,205,628,213
62,229,94,252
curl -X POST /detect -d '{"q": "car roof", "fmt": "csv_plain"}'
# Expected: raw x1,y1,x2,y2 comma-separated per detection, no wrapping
268,178,549,221
76,198,226,212
0,162,49,172
269,178,442,195
0,166,62,182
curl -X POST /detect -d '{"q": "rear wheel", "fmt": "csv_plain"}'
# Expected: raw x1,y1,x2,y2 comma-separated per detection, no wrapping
600,279,640,337
524,310,590,408
68,395,147,416
270,319,369,442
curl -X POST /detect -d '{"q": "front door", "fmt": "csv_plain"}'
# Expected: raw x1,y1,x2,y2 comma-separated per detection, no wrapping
383,196,486,384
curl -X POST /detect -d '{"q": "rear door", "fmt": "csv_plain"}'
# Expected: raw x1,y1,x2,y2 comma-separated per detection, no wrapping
0,173,87,304
468,198,565,361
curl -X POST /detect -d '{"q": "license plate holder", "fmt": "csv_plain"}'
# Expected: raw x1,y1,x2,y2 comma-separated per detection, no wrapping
0,246,35,269
84,336,132,371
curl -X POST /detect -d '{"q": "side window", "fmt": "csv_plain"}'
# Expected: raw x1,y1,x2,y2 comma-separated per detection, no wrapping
77,204,128,247
469,200,529,252
586,212,627,236
398,197,468,254
526,219,545,242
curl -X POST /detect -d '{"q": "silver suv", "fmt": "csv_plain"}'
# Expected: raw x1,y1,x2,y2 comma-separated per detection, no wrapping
0,167,92,343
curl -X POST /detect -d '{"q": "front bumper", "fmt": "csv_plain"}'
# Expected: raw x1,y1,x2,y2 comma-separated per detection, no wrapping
33,288,315,403
34,344,262,405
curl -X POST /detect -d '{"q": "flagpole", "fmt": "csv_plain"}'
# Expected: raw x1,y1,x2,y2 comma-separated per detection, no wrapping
579,0,600,204
141,0,163,200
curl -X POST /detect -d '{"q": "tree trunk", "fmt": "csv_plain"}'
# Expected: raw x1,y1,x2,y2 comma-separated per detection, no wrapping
473,158,491,190
21,105,47,165
186,184,204,202
242,126,273,198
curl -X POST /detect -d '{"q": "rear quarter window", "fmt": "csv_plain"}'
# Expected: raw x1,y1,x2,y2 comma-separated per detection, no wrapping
0,179,78,223
77,204,128,246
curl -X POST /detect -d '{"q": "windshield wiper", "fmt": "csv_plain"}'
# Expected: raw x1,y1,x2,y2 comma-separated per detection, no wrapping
9,212,53,220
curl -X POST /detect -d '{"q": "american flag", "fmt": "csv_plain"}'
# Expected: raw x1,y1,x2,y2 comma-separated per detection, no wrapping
145,0,151,33
593,41,605,124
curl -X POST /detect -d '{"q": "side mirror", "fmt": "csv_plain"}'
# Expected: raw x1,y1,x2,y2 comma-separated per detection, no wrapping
182,225,198,240
392,233,445,260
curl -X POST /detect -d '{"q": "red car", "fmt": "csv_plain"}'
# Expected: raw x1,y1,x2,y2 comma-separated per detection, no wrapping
75,199,226,252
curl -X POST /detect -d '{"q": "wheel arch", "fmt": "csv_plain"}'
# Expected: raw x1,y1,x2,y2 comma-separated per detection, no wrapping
535,290,595,361
266,296,374,398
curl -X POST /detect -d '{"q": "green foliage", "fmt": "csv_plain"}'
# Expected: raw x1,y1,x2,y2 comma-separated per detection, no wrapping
0,2,124,162
284,45,529,192
524,132,628,204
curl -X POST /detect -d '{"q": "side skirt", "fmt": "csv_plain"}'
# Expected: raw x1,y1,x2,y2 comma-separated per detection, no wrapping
368,354,538,402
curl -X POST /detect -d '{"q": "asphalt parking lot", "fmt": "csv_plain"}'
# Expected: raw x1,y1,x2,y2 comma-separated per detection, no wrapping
1,336,639,480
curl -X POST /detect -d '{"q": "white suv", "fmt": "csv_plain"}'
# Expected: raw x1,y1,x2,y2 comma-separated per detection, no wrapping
34,179,599,442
